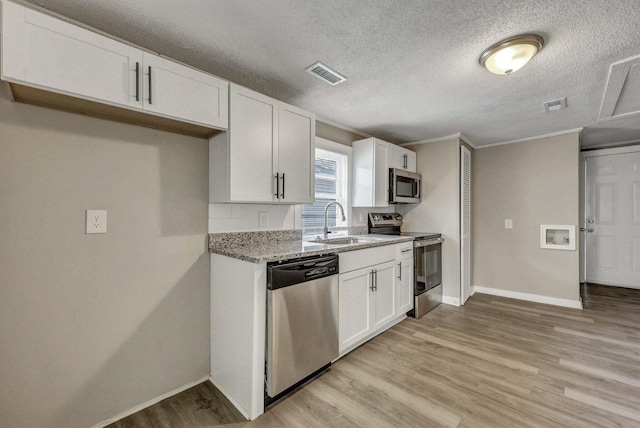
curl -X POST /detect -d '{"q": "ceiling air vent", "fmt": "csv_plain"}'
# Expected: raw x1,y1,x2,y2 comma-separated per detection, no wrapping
305,62,347,85
544,98,567,112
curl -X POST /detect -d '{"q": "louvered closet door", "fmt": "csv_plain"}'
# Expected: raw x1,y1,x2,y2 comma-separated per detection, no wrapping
461,146,472,304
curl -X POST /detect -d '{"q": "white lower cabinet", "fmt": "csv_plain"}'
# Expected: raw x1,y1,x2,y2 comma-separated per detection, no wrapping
395,243,414,315
338,244,410,356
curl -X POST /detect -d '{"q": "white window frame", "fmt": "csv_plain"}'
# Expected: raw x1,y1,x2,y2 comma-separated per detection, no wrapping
297,137,352,237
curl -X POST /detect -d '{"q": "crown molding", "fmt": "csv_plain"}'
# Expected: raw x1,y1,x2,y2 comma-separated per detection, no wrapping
400,132,476,148
476,128,584,149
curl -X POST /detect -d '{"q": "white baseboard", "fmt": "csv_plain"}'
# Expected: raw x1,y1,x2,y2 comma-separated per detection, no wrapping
442,296,460,306
91,375,210,428
208,376,254,420
473,285,583,309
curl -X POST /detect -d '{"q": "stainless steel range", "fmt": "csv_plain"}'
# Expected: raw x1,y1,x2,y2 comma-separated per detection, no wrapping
368,213,443,318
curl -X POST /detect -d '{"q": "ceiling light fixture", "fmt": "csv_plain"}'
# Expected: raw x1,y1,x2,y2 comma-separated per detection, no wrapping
479,34,544,75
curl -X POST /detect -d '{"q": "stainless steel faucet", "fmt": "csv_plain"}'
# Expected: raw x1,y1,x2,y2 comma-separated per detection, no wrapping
323,201,346,239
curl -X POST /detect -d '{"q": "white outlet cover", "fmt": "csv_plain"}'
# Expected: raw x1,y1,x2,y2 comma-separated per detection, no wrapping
505,219,513,229
86,209,107,234
258,211,268,228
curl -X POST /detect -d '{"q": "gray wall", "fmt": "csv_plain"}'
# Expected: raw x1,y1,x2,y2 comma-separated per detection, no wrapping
399,138,462,302
0,90,210,427
473,133,581,301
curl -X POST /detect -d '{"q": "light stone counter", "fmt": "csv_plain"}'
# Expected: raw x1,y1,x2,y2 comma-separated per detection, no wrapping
208,230,413,263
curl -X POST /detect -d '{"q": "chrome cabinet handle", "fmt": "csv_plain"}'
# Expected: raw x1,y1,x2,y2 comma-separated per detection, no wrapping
579,227,586,232
398,262,402,280
135,62,140,102
370,270,375,292
374,269,378,291
147,66,152,104
274,173,280,198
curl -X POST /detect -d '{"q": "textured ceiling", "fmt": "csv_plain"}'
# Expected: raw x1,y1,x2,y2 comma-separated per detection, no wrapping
21,0,640,147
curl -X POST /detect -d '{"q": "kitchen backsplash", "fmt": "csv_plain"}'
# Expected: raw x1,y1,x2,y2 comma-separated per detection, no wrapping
208,203,397,233
208,203,296,232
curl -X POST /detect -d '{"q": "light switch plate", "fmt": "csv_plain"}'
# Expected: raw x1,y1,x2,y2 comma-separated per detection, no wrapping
505,219,513,229
86,210,107,234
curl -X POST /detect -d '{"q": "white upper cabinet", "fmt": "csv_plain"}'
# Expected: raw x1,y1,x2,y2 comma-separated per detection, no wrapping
353,137,418,207
1,1,142,109
388,144,417,172
209,84,315,204
353,138,389,207
142,53,228,129
1,1,228,133
277,103,315,203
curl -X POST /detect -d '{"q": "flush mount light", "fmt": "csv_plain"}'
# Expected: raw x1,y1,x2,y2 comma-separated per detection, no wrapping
479,34,544,75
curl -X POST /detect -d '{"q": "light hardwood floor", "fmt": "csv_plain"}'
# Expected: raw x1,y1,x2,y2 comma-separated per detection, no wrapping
110,284,640,427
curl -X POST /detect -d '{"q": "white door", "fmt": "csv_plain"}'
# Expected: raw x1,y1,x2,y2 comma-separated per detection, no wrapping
142,53,228,128
371,261,396,330
2,1,141,109
338,268,372,353
585,150,640,288
228,84,277,202
277,103,315,203
460,145,472,304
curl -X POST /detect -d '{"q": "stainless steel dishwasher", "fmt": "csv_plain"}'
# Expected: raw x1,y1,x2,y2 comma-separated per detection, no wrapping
266,254,339,400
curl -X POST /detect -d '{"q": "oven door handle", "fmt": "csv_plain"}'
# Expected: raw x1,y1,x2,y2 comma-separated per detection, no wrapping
414,238,443,248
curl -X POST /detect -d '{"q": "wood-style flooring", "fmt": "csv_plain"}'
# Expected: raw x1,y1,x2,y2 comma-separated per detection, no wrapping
109,283,640,427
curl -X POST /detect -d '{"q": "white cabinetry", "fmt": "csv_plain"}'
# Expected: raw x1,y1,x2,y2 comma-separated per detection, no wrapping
209,83,315,204
141,52,228,128
352,137,417,207
338,244,407,355
352,138,389,207
1,0,228,135
389,144,417,171
395,242,414,314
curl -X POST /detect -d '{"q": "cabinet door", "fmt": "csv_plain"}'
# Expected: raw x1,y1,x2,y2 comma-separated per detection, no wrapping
228,84,277,202
371,261,396,330
2,1,141,109
339,267,372,353
373,140,389,207
142,53,228,128
388,145,405,170
405,150,417,172
277,103,315,203
396,257,414,314
389,145,416,172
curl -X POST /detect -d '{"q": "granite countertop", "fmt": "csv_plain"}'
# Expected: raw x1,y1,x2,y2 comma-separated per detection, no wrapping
209,232,414,263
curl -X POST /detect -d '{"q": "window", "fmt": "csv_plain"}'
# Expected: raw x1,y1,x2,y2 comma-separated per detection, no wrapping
301,139,351,236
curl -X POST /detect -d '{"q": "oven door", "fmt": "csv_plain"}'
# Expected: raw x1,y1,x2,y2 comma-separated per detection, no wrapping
414,239,442,295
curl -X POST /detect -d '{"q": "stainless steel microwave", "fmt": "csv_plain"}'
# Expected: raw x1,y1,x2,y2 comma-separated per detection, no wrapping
389,168,421,204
